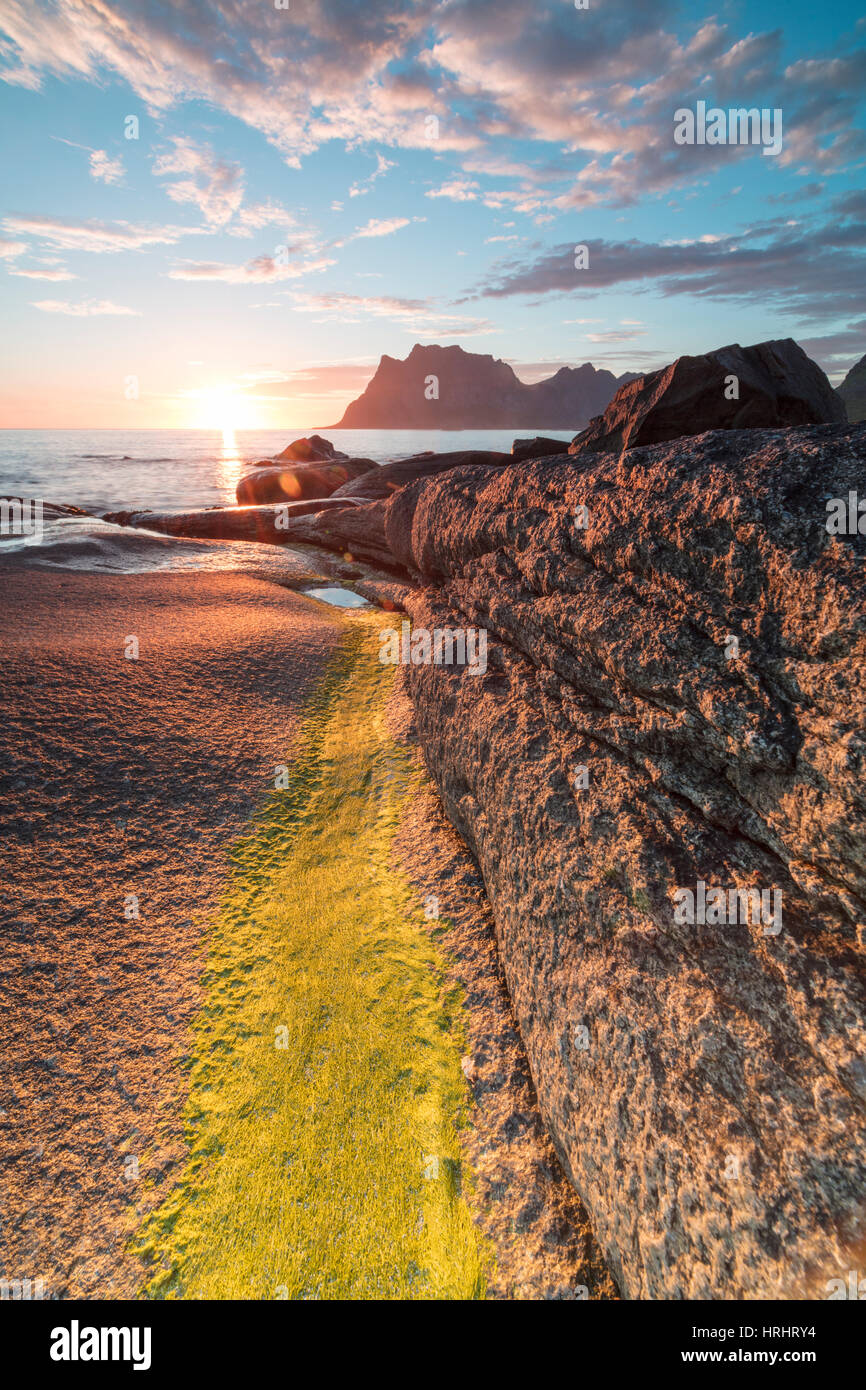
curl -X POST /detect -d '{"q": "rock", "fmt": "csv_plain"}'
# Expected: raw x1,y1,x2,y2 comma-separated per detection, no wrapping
330,450,512,501
236,458,376,505
102,498,360,543
570,339,847,456
331,343,635,429
511,436,571,462
837,353,866,423
394,420,866,1299
274,434,346,462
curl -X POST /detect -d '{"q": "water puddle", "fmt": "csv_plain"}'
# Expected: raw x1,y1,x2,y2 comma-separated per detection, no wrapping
303,586,370,609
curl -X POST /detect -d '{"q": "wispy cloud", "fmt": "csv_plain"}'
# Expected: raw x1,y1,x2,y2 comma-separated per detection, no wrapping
349,152,395,198
10,266,77,280
168,255,334,283
3,214,200,253
290,290,495,336
32,298,140,316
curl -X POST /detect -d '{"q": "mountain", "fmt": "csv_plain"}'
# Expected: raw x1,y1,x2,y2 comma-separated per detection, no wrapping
837,352,866,423
330,343,637,429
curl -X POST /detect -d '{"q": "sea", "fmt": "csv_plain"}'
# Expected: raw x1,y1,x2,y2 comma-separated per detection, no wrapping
0,427,550,573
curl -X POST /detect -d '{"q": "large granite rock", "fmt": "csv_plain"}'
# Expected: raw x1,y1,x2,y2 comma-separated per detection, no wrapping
330,450,512,501
837,353,866,424
236,458,376,505
570,339,847,456
390,421,866,1299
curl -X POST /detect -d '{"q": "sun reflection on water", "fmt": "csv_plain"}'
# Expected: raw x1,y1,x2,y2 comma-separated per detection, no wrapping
215,428,244,504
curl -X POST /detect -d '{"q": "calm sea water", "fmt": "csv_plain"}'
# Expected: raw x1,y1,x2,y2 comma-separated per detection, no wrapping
0,427,541,513
0,427,554,572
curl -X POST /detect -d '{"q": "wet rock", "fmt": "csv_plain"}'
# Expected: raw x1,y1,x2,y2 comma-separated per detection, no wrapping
102,498,360,543
570,338,846,456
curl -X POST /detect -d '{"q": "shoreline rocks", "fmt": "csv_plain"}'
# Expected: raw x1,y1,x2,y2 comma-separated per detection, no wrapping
570,339,846,456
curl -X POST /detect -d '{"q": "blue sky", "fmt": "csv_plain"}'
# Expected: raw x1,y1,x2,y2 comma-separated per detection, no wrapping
0,0,864,427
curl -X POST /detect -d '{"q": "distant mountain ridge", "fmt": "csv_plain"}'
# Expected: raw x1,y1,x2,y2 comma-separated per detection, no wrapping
331,343,638,429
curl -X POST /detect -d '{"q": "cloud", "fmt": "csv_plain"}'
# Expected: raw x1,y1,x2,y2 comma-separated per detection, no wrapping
168,255,334,283
0,236,25,257
349,216,410,239
89,149,124,184
152,137,244,228
32,298,140,315
3,213,199,253
470,215,866,327
9,266,77,280
349,151,395,197
52,137,125,183
426,178,479,202
290,290,495,336
0,0,862,210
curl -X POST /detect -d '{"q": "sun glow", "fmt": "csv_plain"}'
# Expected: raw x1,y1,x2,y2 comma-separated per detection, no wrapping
189,385,263,433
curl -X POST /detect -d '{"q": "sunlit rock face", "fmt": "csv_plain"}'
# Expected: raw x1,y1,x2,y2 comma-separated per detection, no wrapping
570,339,847,458
392,421,866,1299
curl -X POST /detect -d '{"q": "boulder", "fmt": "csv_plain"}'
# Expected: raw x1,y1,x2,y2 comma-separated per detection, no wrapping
395,421,866,1298
330,450,512,501
236,458,376,505
274,434,346,462
511,436,571,462
570,338,847,456
102,497,360,543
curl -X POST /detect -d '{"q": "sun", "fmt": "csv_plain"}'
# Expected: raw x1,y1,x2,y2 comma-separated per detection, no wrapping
191,385,262,434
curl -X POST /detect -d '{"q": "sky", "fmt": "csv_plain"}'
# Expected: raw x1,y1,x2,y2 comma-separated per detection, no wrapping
0,0,864,429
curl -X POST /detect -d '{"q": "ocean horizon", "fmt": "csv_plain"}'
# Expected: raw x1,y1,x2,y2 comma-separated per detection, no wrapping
0,426,563,514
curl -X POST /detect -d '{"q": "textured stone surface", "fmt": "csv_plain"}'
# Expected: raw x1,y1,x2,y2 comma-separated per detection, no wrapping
570,339,846,457
330,450,512,501
390,421,866,1299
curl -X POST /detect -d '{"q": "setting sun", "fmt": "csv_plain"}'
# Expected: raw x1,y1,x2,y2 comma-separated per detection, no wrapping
189,385,263,433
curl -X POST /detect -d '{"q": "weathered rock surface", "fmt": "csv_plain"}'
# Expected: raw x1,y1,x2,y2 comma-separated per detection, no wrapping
332,343,634,429
512,436,571,462
102,498,360,544
570,339,847,456
235,458,376,505
837,353,866,424
390,421,866,1299
330,450,512,501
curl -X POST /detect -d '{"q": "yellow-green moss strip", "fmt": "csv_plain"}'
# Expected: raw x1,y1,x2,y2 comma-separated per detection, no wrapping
136,611,490,1300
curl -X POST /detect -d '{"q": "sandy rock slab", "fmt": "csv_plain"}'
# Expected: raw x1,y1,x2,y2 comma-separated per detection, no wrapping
0,569,340,1299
